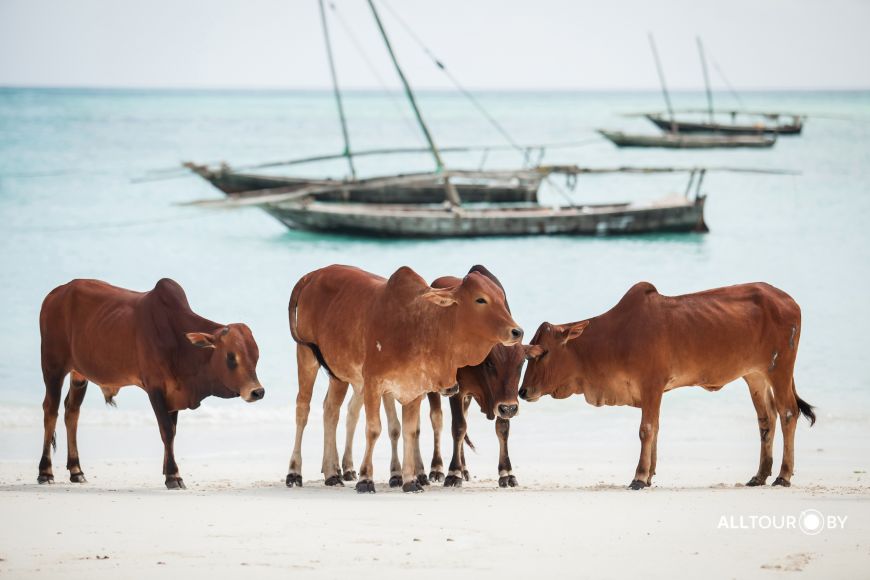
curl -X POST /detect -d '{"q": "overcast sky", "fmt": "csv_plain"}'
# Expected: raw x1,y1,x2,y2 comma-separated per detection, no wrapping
2,0,869,91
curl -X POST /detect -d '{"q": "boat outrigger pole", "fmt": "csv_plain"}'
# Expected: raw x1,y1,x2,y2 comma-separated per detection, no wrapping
648,33,676,133
319,0,356,179
367,0,462,207
696,37,714,125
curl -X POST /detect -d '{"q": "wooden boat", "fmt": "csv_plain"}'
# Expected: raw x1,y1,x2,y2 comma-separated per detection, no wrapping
599,130,776,149
184,162,541,204
646,112,803,136
262,195,707,238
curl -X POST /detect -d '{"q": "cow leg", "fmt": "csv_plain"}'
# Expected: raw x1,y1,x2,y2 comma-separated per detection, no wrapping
427,393,445,482
444,394,467,487
745,374,777,486
382,393,403,488
287,345,318,488
771,376,799,487
630,389,662,490
38,368,66,484
356,385,382,493
64,372,89,483
401,395,425,492
413,412,429,486
341,387,363,481
322,377,349,486
149,391,184,489
460,396,472,481
496,418,517,487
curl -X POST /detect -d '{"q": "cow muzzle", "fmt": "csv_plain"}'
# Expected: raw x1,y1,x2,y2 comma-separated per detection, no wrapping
440,384,460,397
497,403,518,419
518,387,539,403
242,385,266,402
502,327,523,346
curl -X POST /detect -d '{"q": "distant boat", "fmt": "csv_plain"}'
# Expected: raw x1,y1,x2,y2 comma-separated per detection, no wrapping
645,111,804,136
599,130,776,149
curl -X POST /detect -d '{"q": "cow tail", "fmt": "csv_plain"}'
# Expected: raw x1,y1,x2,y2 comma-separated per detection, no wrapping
51,431,56,452
288,276,334,378
793,378,816,426
464,434,476,452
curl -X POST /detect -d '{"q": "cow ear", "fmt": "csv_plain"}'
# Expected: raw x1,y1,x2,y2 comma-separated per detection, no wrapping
422,288,458,308
562,321,589,343
524,344,546,360
186,332,217,349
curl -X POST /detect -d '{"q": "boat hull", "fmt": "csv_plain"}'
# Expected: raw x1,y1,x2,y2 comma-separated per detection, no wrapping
599,130,776,149
262,197,708,238
646,114,803,135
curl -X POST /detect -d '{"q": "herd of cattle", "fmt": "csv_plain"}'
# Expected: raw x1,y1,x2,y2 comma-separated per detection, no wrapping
37,265,815,492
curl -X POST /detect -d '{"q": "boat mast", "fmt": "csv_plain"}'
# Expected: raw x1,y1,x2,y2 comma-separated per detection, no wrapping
319,0,356,179
696,36,714,124
648,33,676,132
366,0,461,206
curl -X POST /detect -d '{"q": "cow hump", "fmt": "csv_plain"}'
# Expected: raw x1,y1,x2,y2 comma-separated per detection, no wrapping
150,278,193,312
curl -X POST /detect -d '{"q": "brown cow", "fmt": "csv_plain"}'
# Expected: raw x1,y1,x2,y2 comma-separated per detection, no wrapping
520,281,815,489
340,268,532,488
286,265,522,492
38,278,265,489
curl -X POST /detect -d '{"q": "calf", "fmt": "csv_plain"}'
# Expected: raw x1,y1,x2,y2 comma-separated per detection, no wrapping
286,265,522,492
520,282,815,489
38,278,264,488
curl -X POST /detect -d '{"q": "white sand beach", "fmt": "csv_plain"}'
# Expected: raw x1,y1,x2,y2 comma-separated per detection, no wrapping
2,395,868,579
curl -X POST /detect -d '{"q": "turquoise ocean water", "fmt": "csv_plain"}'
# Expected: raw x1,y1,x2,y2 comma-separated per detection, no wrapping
1,87,869,429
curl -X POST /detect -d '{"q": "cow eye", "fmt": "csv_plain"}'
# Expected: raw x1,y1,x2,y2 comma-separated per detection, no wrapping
476,297,487,304
226,353,238,370
485,359,496,371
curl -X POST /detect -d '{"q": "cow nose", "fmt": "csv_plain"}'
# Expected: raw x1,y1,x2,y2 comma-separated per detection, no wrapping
249,387,265,401
518,388,528,400
498,404,518,418
511,328,523,339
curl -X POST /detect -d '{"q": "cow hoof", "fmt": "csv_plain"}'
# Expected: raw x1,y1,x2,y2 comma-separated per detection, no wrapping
628,479,648,490
342,470,357,481
772,477,791,487
388,475,403,488
324,475,344,487
499,475,518,488
462,469,470,482
285,473,303,488
37,474,54,484
746,476,767,487
429,470,445,483
402,480,424,493
70,473,87,483
165,477,186,490
416,474,430,486
444,475,463,487
355,480,376,493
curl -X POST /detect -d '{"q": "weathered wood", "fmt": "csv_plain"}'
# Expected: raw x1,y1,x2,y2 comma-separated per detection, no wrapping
263,195,708,238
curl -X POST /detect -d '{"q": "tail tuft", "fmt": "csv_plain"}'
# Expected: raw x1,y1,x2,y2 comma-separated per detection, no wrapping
51,432,56,452
105,395,117,408
464,434,476,452
796,395,816,426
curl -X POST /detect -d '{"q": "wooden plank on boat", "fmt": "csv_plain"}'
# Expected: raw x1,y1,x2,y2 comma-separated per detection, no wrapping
598,130,776,149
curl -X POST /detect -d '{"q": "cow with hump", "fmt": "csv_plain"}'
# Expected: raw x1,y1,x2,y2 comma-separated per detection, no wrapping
520,281,815,490
339,267,533,488
286,264,523,493
38,278,265,489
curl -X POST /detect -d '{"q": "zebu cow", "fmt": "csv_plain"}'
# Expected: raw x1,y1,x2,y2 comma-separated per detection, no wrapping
339,268,532,488
38,278,264,488
520,282,815,489
286,265,522,492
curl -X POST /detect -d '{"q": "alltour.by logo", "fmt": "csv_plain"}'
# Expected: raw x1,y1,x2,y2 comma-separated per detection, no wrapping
718,509,848,535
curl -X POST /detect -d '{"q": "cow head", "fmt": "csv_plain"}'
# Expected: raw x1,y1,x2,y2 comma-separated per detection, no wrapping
519,320,588,402
458,342,540,420
422,265,523,367
186,323,265,402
